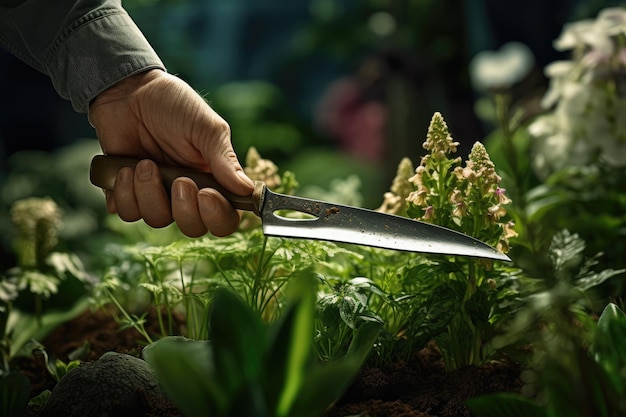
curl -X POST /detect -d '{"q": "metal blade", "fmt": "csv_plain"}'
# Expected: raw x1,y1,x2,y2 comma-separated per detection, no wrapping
260,189,511,261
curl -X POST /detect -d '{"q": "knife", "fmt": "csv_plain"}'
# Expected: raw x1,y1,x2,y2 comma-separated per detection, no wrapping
89,155,510,261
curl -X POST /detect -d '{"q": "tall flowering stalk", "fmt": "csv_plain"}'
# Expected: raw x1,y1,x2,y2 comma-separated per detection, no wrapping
8,197,64,325
379,112,517,369
387,112,517,256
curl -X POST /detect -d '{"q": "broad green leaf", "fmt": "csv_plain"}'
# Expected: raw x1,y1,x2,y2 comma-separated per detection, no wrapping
288,320,381,417
274,272,316,416
345,321,382,367
543,348,617,417
143,337,221,417
209,288,265,397
7,297,90,358
288,360,362,417
593,303,626,396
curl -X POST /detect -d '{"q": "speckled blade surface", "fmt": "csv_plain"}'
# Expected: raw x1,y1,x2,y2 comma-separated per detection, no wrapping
260,189,510,261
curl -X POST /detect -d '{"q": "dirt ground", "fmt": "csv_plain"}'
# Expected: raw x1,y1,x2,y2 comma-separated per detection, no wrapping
17,308,522,417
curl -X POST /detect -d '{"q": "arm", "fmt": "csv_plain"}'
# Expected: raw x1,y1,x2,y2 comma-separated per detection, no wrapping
0,0,164,112
0,0,255,237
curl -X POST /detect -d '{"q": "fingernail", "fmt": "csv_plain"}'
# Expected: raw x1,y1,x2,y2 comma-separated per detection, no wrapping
119,167,133,183
198,191,215,212
173,181,193,201
136,161,152,181
237,170,254,188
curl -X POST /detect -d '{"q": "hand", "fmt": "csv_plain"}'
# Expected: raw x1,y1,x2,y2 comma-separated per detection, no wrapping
88,69,254,237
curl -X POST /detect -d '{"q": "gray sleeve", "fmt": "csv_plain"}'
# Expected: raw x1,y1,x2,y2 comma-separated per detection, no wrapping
0,0,165,113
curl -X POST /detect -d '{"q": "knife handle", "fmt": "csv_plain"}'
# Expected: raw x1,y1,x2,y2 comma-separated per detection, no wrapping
89,155,265,216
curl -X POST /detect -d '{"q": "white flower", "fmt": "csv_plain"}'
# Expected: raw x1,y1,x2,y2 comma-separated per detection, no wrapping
596,7,626,37
530,7,626,174
469,42,535,91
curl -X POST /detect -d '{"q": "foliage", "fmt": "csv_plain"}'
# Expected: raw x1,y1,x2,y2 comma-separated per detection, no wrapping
378,112,520,369
466,303,626,417
29,340,85,383
143,272,381,417
475,8,626,279
315,276,384,362
1,197,91,373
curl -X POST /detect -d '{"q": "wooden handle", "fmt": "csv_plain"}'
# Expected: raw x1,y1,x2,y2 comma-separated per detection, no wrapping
89,155,265,215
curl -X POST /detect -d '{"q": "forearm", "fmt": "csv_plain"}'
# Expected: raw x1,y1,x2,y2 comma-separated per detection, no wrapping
0,0,165,112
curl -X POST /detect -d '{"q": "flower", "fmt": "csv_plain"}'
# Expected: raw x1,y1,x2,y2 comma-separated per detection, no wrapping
422,206,435,221
530,7,626,173
10,197,62,267
377,157,415,215
380,112,516,252
469,42,535,92
244,147,281,189
487,204,507,222
406,186,429,207
495,187,512,205
422,112,460,156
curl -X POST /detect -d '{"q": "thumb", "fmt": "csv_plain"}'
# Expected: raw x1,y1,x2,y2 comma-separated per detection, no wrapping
200,134,254,197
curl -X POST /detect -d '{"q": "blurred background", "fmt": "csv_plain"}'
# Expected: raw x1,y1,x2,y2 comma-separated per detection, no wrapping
0,0,620,209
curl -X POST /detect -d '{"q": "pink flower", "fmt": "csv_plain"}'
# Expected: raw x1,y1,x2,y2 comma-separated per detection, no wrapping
421,206,435,221
495,187,512,205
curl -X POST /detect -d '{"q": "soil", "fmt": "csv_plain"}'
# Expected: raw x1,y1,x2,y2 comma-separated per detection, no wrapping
16,308,523,417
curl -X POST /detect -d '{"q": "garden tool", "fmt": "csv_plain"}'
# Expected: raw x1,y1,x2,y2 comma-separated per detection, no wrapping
90,155,511,261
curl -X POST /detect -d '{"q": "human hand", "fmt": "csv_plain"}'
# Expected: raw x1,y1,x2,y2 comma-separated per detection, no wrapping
88,69,254,237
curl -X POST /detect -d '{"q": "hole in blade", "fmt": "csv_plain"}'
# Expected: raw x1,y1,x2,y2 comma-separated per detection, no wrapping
272,209,319,221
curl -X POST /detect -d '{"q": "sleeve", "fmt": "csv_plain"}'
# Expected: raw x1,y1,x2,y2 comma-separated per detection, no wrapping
0,0,165,113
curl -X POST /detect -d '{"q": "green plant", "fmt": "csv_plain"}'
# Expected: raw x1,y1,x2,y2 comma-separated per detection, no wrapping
466,302,626,417
29,340,85,383
467,227,626,417
315,276,384,362
143,271,381,417
92,226,364,343
1,198,91,371
377,112,520,369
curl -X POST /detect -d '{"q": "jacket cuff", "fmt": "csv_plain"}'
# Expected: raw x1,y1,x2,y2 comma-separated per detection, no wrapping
46,8,165,113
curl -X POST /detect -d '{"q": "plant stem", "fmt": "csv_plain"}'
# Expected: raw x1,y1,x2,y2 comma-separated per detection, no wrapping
106,289,153,344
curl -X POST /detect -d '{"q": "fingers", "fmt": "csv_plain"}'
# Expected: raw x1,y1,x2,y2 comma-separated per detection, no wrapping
197,188,241,237
107,160,240,237
171,180,240,237
110,160,173,228
171,178,207,237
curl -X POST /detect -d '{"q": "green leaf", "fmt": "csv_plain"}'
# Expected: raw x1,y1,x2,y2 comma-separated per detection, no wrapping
345,321,382,367
28,389,51,407
288,320,381,417
8,297,90,358
143,337,221,417
209,288,265,399
288,360,362,417
0,372,31,417
273,272,316,416
542,347,617,417
465,392,546,417
593,303,626,395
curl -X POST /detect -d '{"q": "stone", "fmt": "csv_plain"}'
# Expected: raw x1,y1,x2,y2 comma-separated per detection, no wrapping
39,351,172,417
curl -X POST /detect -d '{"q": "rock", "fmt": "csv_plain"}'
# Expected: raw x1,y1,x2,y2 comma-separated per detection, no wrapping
39,351,173,417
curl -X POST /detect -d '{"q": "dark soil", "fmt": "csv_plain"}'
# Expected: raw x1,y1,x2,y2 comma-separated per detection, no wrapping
17,309,523,417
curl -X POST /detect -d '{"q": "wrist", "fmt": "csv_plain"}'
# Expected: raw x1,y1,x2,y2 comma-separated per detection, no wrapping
88,69,165,127
90,69,164,108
